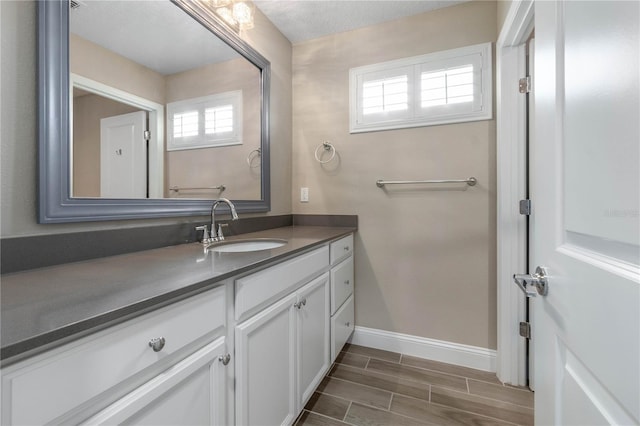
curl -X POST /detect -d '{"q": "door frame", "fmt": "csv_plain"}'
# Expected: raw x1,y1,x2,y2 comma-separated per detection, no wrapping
496,0,534,387
70,74,165,199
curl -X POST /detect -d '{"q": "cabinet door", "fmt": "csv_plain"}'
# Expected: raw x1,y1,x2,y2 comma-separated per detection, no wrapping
235,293,297,426
82,337,228,426
296,273,331,409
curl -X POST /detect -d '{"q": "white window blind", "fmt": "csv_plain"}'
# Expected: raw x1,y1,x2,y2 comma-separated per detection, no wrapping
167,90,242,151
173,110,199,138
355,65,414,126
362,75,408,115
421,65,474,107
349,43,492,133
205,105,234,134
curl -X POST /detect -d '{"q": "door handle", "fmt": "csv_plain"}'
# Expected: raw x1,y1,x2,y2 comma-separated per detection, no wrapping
513,266,549,297
218,353,231,366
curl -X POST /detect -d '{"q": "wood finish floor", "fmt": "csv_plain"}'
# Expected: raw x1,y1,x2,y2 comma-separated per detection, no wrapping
295,344,533,426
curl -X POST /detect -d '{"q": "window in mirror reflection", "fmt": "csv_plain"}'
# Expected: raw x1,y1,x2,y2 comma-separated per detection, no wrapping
69,0,262,201
167,90,242,150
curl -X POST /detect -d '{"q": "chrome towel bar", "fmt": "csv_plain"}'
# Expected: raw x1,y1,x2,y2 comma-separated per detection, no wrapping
376,177,477,188
169,185,226,193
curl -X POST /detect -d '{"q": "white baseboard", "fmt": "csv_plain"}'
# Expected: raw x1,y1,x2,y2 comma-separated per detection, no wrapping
349,326,497,372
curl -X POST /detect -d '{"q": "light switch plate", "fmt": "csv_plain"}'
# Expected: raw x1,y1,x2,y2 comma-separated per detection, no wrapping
300,187,309,202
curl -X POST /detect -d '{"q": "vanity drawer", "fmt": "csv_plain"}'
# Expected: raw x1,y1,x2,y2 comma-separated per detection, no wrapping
235,246,329,321
331,294,354,363
2,286,225,426
330,234,353,265
331,256,353,315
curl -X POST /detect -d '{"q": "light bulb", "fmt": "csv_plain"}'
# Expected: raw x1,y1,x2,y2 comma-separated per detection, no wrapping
232,1,254,30
216,6,237,26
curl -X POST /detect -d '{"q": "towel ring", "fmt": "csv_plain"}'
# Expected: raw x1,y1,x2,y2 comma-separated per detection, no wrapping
314,141,336,164
246,148,261,168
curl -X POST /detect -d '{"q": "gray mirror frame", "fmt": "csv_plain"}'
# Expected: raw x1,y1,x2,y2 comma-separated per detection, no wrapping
38,0,271,223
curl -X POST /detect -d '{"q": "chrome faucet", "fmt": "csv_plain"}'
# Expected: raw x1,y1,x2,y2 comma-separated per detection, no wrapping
210,198,239,242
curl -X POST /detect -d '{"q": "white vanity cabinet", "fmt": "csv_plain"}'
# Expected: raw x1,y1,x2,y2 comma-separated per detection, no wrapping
234,247,331,426
1,285,230,426
2,231,356,426
329,234,355,362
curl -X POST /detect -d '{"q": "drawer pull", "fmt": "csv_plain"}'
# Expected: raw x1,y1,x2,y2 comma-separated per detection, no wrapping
345,322,351,327
294,298,307,310
148,337,166,352
344,280,350,285
218,354,231,365
344,246,350,251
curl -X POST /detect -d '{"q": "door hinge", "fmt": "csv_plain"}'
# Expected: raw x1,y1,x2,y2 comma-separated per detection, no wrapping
144,130,150,141
519,199,531,215
519,321,531,339
518,76,531,93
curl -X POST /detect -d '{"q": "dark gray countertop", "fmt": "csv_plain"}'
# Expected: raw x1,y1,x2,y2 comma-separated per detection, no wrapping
1,226,355,365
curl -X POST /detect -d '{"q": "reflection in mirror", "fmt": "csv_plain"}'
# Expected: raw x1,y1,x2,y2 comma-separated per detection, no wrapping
37,0,271,223
69,0,261,201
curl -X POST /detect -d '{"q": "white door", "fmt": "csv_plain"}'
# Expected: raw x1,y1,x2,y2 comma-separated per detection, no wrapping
100,111,147,198
525,35,538,392
296,273,330,408
532,1,639,424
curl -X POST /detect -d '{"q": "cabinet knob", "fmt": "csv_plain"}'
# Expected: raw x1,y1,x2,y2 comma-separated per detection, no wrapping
301,298,307,306
218,354,231,365
343,246,349,251
344,279,350,285
345,322,351,327
148,337,166,352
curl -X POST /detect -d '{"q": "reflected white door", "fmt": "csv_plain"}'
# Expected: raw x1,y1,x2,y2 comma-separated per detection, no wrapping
533,1,639,425
100,111,147,198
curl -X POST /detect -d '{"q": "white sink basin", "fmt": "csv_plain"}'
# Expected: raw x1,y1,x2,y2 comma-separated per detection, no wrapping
206,238,287,253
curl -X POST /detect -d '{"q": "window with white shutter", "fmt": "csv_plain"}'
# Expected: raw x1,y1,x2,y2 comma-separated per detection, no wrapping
349,43,492,133
167,90,242,150
173,111,199,138
421,65,474,107
362,75,409,114
205,105,234,135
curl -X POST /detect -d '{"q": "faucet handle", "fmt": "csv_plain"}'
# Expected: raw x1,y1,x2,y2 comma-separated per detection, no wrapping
195,225,210,243
217,223,229,241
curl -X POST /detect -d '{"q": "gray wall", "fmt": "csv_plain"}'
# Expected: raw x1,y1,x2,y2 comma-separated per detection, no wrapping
497,0,513,36
0,1,292,237
292,1,498,349
496,0,513,35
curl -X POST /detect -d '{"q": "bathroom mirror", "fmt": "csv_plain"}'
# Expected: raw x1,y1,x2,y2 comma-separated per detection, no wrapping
38,0,270,223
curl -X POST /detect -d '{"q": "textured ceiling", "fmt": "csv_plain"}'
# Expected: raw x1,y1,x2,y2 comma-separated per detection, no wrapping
70,1,239,75
70,1,469,75
254,0,469,44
